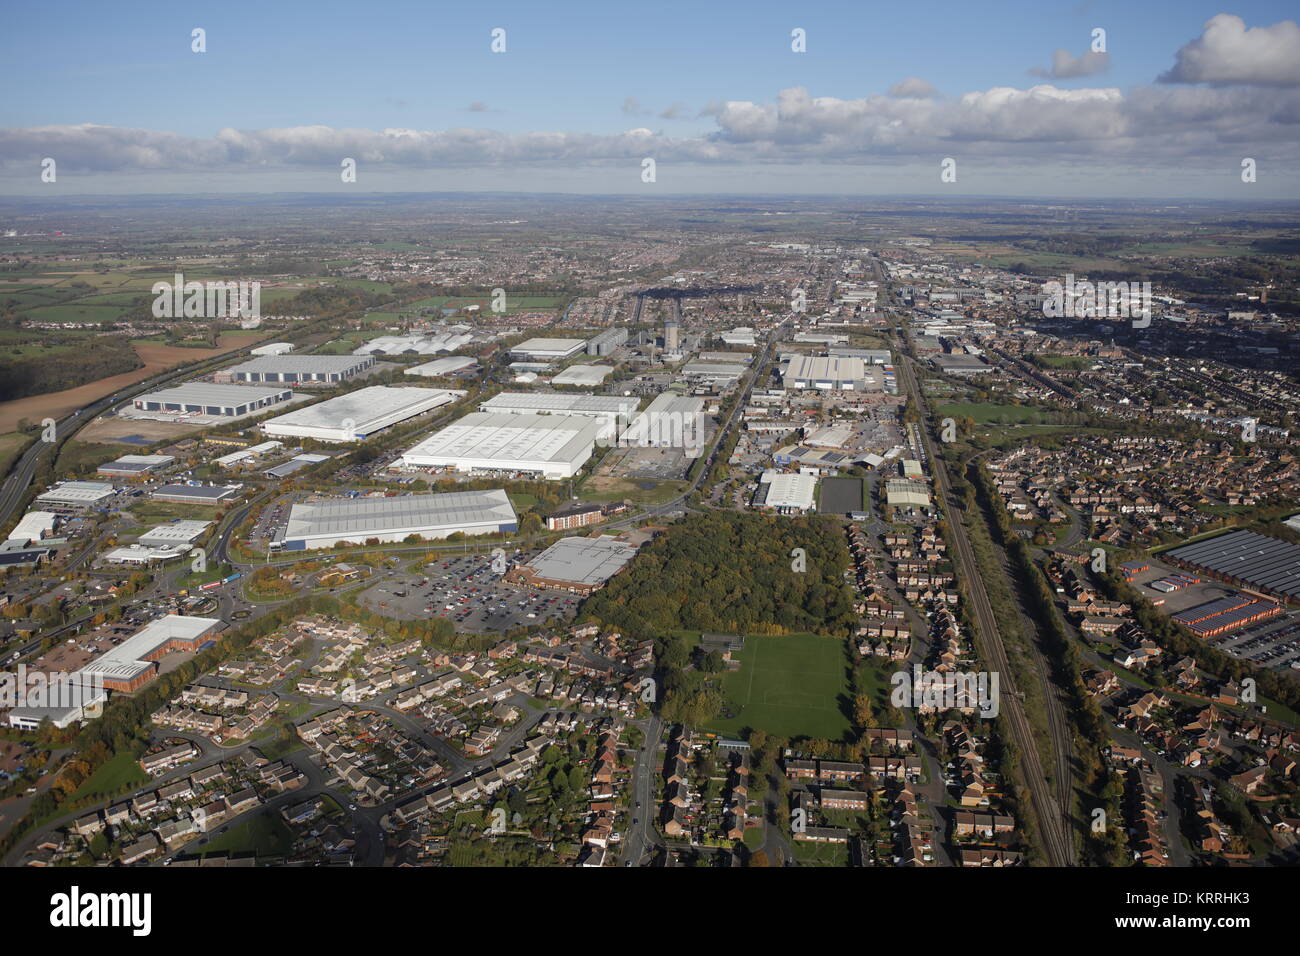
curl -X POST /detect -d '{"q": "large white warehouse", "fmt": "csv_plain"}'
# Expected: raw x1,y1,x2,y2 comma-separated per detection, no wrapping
260,386,461,442
399,412,604,479
276,489,517,551
509,337,587,360
478,392,639,442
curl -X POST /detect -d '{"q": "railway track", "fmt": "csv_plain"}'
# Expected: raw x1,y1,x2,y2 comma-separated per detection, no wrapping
891,324,1075,866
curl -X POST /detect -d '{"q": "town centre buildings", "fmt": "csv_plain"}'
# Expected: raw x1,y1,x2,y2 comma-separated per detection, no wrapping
275,489,518,551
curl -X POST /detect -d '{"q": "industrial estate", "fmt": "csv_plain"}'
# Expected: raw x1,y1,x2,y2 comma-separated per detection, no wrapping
0,7,1296,919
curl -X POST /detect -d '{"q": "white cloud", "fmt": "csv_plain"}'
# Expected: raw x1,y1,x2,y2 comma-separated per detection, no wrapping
888,77,937,99
1030,49,1110,79
1160,14,1300,86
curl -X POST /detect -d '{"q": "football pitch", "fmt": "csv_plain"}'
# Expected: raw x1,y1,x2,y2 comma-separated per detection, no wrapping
705,633,852,740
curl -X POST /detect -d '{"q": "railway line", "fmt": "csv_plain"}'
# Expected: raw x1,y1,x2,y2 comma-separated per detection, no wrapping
890,314,1076,867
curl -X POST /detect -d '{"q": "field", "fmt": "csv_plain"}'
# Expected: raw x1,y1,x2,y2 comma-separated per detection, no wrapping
0,333,265,434
0,431,33,478
704,633,852,741
68,752,148,803
935,402,1055,425
195,810,294,859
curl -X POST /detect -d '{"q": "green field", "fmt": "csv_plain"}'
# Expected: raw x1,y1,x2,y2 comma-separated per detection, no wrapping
196,810,294,858
704,633,852,740
0,431,33,477
69,752,147,803
935,402,1054,425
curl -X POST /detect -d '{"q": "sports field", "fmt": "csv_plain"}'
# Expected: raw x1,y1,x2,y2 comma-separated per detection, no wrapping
705,633,852,740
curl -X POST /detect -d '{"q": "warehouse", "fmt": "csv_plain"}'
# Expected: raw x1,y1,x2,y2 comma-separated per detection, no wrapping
479,392,638,440
885,478,932,509
1171,594,1284,637
505,535,638,594
587,328,628,356
97,454,175,477
250,341,294,356
1166,529,1300,603
260,385,461,442
752,471,817,514
405,356,478,378
37,481,116,508
399,412,605,479
76,615,225,693
133,383,292,417
275,489,517,551
681,362,746,385
782,354,867,390
223,355,374,384
509,337,587,360
137,520,211,549
264,453,330,479
932,354,993,377
5,511,58,546
620,392,706,454
214,441,283,469
151,484,242,505
353,331,473,355
552,364,614,386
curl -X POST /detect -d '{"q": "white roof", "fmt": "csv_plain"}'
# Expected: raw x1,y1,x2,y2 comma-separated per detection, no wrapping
552,365,613,386
282,490,516,542
37,481,115,504
354,332,473,355
401,412,603,468
759,472,817,510
250,342,294,355
405,356,477,377
784,354,865,385
6,511,57,543
480,392,637,417
521,535,638,587
77,615,222,683
137,520,211,546
137,383,288,405
261,386,459,439
510,337,587,357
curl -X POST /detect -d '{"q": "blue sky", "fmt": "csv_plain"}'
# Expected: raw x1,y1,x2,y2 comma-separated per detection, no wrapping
2,1,1299,197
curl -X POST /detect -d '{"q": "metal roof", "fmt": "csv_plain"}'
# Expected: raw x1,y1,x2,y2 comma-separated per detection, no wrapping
1167,530,1300,600
282,489,516,541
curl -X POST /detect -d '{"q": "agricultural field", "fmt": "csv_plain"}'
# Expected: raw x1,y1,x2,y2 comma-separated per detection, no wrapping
705,633,852,741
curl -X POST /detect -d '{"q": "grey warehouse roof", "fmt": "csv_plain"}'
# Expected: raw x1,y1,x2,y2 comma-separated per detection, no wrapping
1167,529,1300,600
281,489,516,541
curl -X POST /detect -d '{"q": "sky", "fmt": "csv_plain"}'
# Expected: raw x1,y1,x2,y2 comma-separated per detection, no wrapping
2,0,1300,198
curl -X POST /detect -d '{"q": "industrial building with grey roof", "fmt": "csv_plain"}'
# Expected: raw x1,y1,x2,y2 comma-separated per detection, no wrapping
276,489,517,551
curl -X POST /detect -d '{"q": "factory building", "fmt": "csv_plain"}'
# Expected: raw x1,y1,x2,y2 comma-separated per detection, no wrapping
552,365,614,386
405,356,478,378
132,383,292,418
478,392,638,441
275,489,517,551
782,354,867,390
260,385,461,443
97,454,175,477
222,355,374,384
505,535,638,595
36,481,116,508
509,338,588,361
587,328,628,356
399,412,604,479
